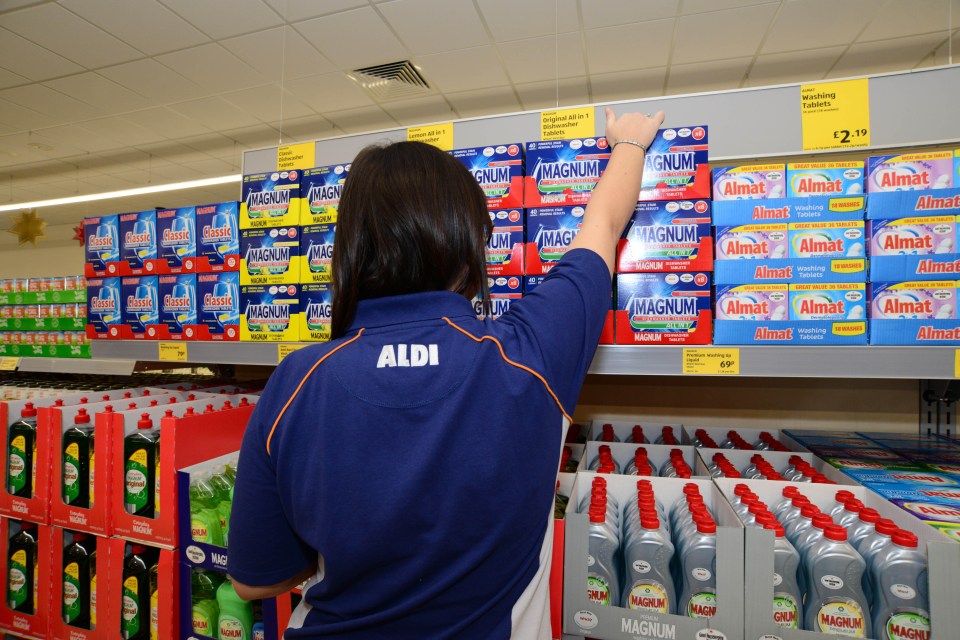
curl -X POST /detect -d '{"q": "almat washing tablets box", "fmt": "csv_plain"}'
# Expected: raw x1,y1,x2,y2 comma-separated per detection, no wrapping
614,272,711,345
787,221,865,258
120,275,159,339
711,164,785,201
616,200,713,273
156,206,196,273
300,224,335,284
639,125,710,201
300,164,348,225
298,283,331,342
86,277,122,339
194,272,239,341
716,284,788,321
239,227,300,285
486,209,524,277
786,161,864,197
525,207,584,275
866,152,954,193
788,283,867,321
869,281,956,319
240,284,300,342
195,202,240,272
84,215,120,277
119,210,158,276
868,215,960,282
158,274,197,341
452,143,524,209
241,170,301,229
715,224,788,260
524,138,609,207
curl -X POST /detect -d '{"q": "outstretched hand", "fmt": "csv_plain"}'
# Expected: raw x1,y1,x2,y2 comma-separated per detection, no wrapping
604,107,665,149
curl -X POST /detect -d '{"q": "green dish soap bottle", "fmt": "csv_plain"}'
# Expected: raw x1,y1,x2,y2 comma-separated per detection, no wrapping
124,414,157,517
210,472,234,546
63,533,96,629
192,569,224,637
190,476,224,546
217,578,253,640
7,521,37,614
121,545,152,640
63,408,93,508
8,402,38,498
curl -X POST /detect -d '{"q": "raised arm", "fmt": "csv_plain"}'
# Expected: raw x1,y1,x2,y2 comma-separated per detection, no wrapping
568,107,665,276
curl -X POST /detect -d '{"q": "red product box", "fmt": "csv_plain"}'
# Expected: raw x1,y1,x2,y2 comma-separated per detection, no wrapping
97,539,178,640
599,310,614,345
110,400,253,548
614,273,713,345
0,398,59,524
0,519,53,638
50,528,113,640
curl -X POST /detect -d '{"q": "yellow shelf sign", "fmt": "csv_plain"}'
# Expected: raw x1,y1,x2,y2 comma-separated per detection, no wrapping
0,357,18,371
955,349,960,378
277,142,316,171
800,79,871,151
278,343,307,363
407,123,454,150
541,107,595,140
682,348,740,375
158,342,188,362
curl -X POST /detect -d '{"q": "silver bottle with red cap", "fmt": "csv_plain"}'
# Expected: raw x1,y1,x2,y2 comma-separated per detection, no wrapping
584,480,620,608
621,501,675,614
677,515,718,618
764,521,803,630
802,524,872,637
869,529,930,640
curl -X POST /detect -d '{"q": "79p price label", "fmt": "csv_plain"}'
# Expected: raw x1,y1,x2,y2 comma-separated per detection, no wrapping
682,348,740,375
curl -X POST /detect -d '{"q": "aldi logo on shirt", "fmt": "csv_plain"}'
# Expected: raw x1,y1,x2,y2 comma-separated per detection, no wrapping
376,344,439,368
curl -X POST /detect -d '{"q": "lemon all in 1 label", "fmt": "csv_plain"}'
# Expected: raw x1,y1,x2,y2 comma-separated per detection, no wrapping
627,582,669,613
300,224,336,284
240,227,300,286
886,611,930,640
8,548,27,610
63,442,80,504
240,284,301,342
773,595,799,628
817,600,866,637
240,171,301,229
220,615,249,640
301,164,348,225
586,576,611,606
63,561,81,623
122,576,140,637
299,284,332,342
687,591,717,618
8,434,26,495
125,448,150,514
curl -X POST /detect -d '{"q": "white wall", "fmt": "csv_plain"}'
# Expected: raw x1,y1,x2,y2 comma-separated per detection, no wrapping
0,244,84,279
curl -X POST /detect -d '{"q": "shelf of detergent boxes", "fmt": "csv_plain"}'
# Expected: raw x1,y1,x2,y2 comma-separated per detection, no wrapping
0,276,89,360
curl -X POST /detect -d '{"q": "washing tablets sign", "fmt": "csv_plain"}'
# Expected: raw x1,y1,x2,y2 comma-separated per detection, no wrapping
800,79,871,151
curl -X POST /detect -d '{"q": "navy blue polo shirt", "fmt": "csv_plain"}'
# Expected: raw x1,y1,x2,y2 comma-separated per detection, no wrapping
229,248,610,639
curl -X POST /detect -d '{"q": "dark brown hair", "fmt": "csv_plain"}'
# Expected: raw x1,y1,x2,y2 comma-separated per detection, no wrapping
330,141,492,338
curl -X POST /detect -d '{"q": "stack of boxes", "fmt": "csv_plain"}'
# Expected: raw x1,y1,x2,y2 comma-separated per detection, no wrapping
712,162,870,344
0,277,87,358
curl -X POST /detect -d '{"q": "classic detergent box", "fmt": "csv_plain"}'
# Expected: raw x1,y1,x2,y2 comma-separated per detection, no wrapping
300,163,348,225
119,210,160,275
120,275,159,339
452,143,524,209
194,272,239,341
474,275,522,320
195,201,240,272
158,274,197,340
240,284,300,342
240,170,301,229
789,283,867,321
616,200,713,273
525,207,583,275
788,220,865,258
240,227,300,285
639,125,710,201
298,283,331,342
786,161,864,197
156,206,196,273
867,151,954,192
486,209,524,277
85,277,121,339
711,164,785,201
300,224,336,284
84,215,120,277
614,272,711,345
869,280,960,344
715,223,787,260
524,138,609,207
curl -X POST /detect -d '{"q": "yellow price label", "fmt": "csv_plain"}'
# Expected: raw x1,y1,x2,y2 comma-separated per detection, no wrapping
407,123,454,150
0,357,18,371
277,142,316,171
540,107,595,140
278,343,307,363
800,79,871,151
157,342,187,362
955,349,960,378
682,348,740,375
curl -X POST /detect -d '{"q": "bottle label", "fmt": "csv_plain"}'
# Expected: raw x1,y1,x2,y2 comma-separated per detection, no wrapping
64,442,80,503
89,447,95,507
627,582,669,613
191,518,211,543
220,615,249,640
773,594,799,628
125,449,149,512
817,600,866,636
692,567,712,582
773,572,782,586
150,586,158,640
122,576,140,636
63,561,81,623
8,435,26,494
91,573,97,626
193,608,214,635
8,549,27,610
632,560,652,573
886,611,930,640
821,574,844,590
890,583,917,600
154,450,160,517
688,592,717,618
586,576,611,606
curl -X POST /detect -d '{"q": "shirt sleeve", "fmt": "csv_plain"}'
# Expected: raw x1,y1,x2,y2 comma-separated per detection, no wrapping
494,248,611,414
227,389,316,586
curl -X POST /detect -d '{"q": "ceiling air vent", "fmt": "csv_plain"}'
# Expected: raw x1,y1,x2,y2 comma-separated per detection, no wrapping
349,60,432,101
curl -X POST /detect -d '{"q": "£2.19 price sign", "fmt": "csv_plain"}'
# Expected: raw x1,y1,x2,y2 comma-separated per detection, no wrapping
800,79,871,151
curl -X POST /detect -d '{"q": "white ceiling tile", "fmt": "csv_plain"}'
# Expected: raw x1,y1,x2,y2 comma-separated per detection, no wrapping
0,132,83,164
0,28,84,81
122,107,214,139
293,7,408,68
584,20,674,74
444,86,521,118
133,141,218,166
99,59,207,102
673,4,778,64
581,0,679,29
157,0,283,39
286,72,375,112
380,95,457,126
263,0,367,21
323,106,398,133
168,97,262,130
762,0,886,53
497,33,585,84
178,157,237,175
667,56,752,94
59,0,209,56
416,46,510,93
268,115,337,142
378,0,489,55
157,44,268,93
747,46,846,86
0,67,28,90
925,29,959,66
80,116,167,147
0,85,100,121
860,0,952,41
0,4,142,69
590,67,668,102
828,33,948,78
681,0,777,14
476,0,579,42
31,124,128,153
514,76,590,110
220,26,336,81
220,85,316,122
179,132,236,156
220,124,283,149
43,73,151,114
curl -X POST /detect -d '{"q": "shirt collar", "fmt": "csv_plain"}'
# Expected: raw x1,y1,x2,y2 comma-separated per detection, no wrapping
347,290,476,332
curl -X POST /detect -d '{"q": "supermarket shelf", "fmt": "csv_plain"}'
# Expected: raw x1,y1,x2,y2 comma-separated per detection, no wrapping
89,341,960,379
16,357,135,376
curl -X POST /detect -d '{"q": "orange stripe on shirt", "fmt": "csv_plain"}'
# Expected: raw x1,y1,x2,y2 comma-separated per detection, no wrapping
266,329,365,455
442,317,572,423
